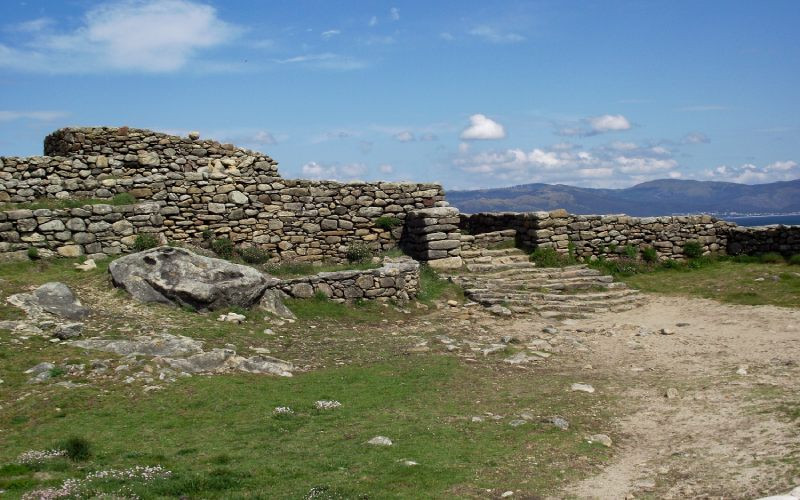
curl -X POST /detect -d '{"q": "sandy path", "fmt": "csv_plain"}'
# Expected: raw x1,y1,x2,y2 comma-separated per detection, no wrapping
551,296,800,499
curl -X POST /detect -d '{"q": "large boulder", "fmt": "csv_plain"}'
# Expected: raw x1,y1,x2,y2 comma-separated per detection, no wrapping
109,246,277,311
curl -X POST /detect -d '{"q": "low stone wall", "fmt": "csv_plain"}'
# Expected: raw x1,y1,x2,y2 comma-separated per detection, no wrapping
460,211,736,260
727,225,800,256
460,229,516,251
401,207,462,268
272,257,420,302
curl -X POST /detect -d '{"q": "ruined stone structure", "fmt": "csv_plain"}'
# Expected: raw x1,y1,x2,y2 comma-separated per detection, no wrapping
1,127,798,265
1,127,445,261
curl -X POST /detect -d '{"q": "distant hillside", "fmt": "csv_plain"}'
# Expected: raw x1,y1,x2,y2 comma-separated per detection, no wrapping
446,179,800,216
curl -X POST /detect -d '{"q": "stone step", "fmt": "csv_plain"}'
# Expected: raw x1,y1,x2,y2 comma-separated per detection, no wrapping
462,254,530,265
465,262,537,273
460,248,528,259
464,288,641,302
468,293,644,309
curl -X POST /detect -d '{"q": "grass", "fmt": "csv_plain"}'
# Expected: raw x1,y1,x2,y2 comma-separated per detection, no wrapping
0,253,612,498
612,257,800,308
0,193,136,211
0,357,613,499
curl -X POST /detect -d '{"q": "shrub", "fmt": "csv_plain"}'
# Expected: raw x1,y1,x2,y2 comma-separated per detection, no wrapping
759,252,784,264
345,242,372,263
567,241,577,262
61,437,91,461
27,247,40,260
642,246,658,263
202,229,214,241
788,254,800,266
238,246,271,264
530,247,566,267
683,241,703,259
624,245,638,259
211,238,234,259
132,233,159,251
374,216,402,230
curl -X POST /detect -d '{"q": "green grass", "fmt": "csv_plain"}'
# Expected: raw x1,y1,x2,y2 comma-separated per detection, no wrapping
0,357,613,499
0,193,136,211
620,259,800,308
416,265,463,305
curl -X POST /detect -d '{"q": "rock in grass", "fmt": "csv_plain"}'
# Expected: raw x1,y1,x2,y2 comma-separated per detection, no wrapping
571,383,595,393
546,416,570,430
109,246,278,311
258,289,296,319
488,304,512,317
52,322,83,340
8,282,90,320
587,434,613,447
367,436,393,446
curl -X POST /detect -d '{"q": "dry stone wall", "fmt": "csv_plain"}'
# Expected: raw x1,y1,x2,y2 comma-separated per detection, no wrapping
727,225,800,256
271,257,420,302
460,210,736,260
1,127,446,262
400,207,463,269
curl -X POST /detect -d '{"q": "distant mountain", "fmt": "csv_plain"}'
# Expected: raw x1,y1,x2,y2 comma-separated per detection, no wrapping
446,178,800,216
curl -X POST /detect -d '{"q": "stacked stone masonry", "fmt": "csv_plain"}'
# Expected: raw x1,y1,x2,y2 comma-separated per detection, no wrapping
1,127,446,262
460,229,517,251
271,257,420,303
461,210,742,260
727,225,800,256
401,207,463,269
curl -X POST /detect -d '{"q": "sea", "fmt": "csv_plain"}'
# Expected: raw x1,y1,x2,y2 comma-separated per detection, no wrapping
720,214,800,227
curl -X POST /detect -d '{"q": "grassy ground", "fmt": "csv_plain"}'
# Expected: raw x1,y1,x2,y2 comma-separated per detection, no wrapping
618,259,800,308
0,255,613,498
0,193,136,211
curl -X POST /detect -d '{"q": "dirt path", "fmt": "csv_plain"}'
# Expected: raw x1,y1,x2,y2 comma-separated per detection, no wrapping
547,295,800,499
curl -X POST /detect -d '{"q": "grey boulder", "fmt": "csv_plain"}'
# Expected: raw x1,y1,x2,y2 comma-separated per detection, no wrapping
109,246,277,311
8,282,90,320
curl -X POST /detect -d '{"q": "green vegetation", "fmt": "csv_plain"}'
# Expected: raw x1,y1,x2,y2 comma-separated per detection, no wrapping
211,237,234,259
62,437,92,462
530,247,576,268
374,216,403,231
345,242,373,263
487,239,517,250
641,246,658,263
416,265,463,305
237,246,271,265
26,247,40,261
682,241,703,259
0,193,136,211
132,233,159,252
0,357,613,498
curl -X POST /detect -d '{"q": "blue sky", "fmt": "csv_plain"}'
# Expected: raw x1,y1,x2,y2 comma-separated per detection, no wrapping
1,0,798,190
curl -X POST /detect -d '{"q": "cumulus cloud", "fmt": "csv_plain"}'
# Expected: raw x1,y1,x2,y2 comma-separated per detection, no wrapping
390,7,400,21
301,161,367,181
0,110,68,122
468,26,525,43
393,131,415,142
705,161,799,184
0,0,241,73
453,140,680,188
460,114,506,140
557,114,632,137
321,30,341,39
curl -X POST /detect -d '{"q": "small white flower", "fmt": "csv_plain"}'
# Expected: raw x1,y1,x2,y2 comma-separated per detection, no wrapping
314,400,342,410
273,406,293,415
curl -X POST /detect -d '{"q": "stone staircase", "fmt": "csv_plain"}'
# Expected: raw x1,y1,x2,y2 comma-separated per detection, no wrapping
449,247,646,318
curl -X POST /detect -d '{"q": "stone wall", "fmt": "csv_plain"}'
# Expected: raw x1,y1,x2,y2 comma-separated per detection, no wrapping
460,210,736,260
727,225,800,256
0,127,446,262
400,207,463,268
460,229,516,251
271,257,419,302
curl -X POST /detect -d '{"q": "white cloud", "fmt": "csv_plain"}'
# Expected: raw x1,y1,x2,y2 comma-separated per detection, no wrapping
439,32,455,41
682,131,710,144
390,7,400,21
468,26,525,44
379,164,394,174
705,160,799,184
11,18,54,33
393,131,415,142
0,110,68,122
460,114,506,140
557,114,632,137
0,0,240,73
275,53,366,70
368,16,378,27
453,140,684,188
588,114,631,133
321,30,341,39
